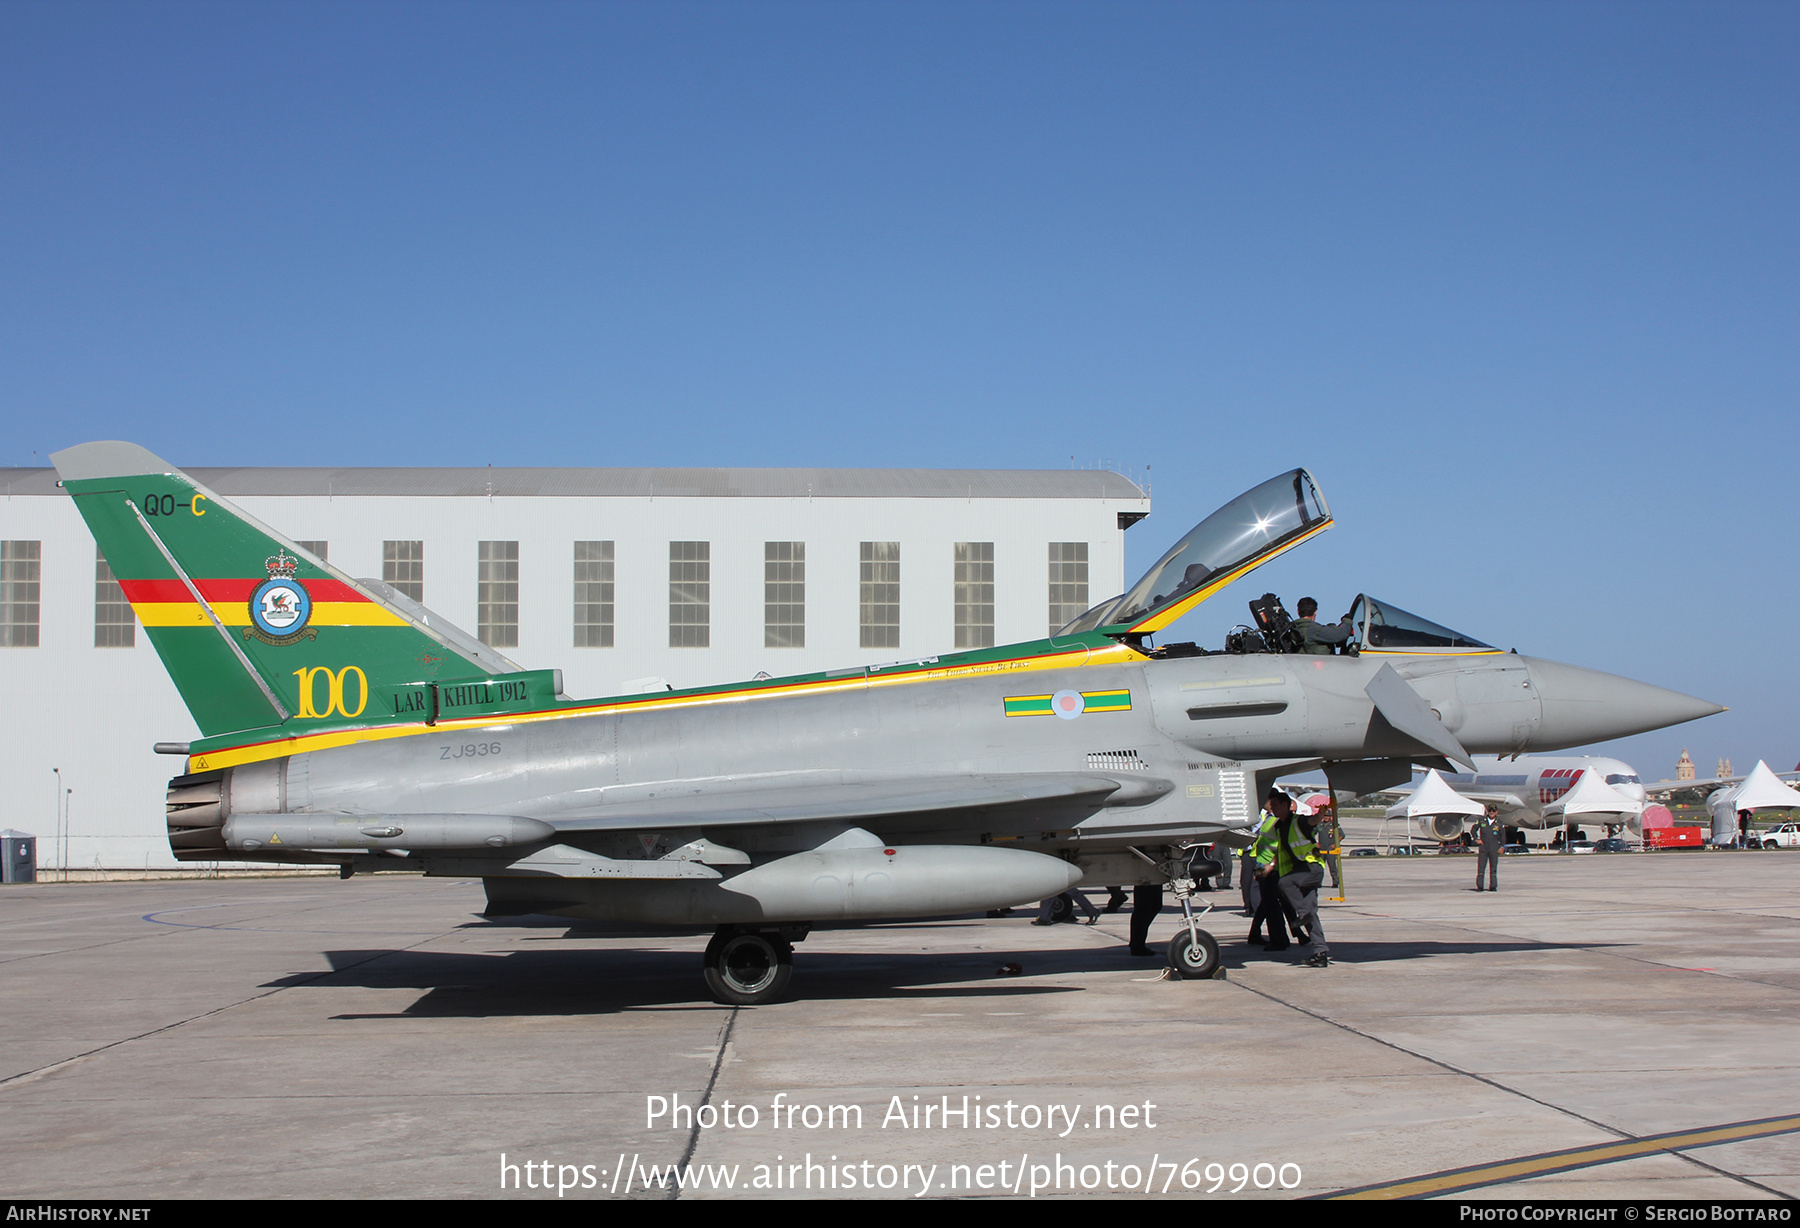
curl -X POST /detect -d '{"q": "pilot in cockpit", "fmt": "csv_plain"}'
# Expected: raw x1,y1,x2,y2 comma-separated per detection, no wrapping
1292,597,1354,655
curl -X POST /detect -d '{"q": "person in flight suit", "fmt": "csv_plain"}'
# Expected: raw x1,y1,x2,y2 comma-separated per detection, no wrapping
1292,597,1355,654
1474,803,1504,891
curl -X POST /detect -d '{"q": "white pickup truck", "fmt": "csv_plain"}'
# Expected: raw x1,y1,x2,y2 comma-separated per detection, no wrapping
1757,822,1800,850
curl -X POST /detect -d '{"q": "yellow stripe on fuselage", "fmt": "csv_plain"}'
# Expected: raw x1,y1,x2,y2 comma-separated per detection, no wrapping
1360,648,1506,657
186,640,1148,773
133,601,408,628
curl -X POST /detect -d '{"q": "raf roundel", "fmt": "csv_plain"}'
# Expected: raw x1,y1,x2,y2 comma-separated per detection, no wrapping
249,551,312,640
1051,689,1086,720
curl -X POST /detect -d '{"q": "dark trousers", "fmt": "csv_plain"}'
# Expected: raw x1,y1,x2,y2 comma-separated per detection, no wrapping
1279,864,1327,957
1129,883,1163,951
1476,845,1499,890
1250,872,1293,945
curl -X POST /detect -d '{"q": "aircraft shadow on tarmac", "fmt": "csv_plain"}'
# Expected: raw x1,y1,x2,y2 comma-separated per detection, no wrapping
259,928,1618,1017
273,944,1088,1017
1229,938,1624,965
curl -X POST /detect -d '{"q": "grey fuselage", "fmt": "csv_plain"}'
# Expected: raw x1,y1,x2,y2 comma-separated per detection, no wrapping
219,648,1714,875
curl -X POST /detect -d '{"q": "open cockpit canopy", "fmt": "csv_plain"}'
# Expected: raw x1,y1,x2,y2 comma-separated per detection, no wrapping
1351,595,1495,654
1058,468,1331,637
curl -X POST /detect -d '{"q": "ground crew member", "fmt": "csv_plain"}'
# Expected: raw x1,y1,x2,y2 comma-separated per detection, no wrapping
1314,806,1343,889
1292,597,1354,654
1248,793,1294,950
1475,803,1503,891
1129,883,1163,957
1239,842,1259,915
1269,791,1330,967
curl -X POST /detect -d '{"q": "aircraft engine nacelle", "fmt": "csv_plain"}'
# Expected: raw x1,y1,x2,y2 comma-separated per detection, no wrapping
1413,814,1472,842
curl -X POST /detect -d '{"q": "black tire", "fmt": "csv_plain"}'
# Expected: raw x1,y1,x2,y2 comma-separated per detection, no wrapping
1048,893,1075,925
1166,927,1220,979
703,930,794,1006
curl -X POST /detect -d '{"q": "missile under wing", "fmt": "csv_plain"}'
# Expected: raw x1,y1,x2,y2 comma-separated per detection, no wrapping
52,443,1724,1004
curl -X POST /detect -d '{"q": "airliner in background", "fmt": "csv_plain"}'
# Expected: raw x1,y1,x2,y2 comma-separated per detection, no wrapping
1319,756,1649,841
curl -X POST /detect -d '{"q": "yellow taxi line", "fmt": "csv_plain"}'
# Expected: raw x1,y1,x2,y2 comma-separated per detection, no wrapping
1323,1113,1800,1199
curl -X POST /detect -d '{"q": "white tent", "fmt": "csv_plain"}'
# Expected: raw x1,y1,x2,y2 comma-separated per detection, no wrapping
1710,761,1800,844
1385,769,1486,819
1543,767,1644,833
1386,769,1485,840
1721,761,1800,811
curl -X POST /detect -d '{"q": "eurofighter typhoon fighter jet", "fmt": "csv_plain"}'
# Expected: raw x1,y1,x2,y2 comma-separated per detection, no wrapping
52,442,1723,1004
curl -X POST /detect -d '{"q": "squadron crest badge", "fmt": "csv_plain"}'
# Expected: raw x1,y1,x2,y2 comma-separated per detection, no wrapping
245,550,317,645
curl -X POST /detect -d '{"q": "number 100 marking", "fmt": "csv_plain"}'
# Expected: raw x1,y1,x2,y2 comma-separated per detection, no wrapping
293,666,368,718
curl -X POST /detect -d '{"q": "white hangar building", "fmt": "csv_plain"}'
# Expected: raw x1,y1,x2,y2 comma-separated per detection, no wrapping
0,465,1150,869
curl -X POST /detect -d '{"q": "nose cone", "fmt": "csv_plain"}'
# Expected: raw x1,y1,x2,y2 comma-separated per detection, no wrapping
1523,657,1725,750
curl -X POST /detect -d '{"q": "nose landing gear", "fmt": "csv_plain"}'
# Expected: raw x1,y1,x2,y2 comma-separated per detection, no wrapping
1167,927,1221,979
1162,850,1223,980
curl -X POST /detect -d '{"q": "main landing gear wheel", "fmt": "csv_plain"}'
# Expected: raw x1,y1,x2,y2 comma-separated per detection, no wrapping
1048,893,1076,924
703,929,794,1006
1167,928,1220,979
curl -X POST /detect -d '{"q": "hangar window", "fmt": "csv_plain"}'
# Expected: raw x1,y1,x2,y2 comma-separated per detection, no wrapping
764,542,805,648
1048,543,1089,637
574,541,614,648
669,542,710,648
955,542,994,649
478,541,519,648
383,541,423,602
295,541,328,561
0,541,39,647
860,542,900,649
94,547,134,648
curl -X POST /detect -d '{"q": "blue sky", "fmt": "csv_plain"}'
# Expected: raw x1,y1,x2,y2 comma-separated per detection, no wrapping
3,1,1794,777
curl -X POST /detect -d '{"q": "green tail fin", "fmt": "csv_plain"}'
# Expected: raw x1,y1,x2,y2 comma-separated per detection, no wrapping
52,441,552,746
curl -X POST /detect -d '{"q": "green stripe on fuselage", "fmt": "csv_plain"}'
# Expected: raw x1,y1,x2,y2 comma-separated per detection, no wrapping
1081,689,1132,712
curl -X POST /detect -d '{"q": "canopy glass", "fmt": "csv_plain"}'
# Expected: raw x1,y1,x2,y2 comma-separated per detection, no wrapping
1352,595,1494,653
1058,468,1331,636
